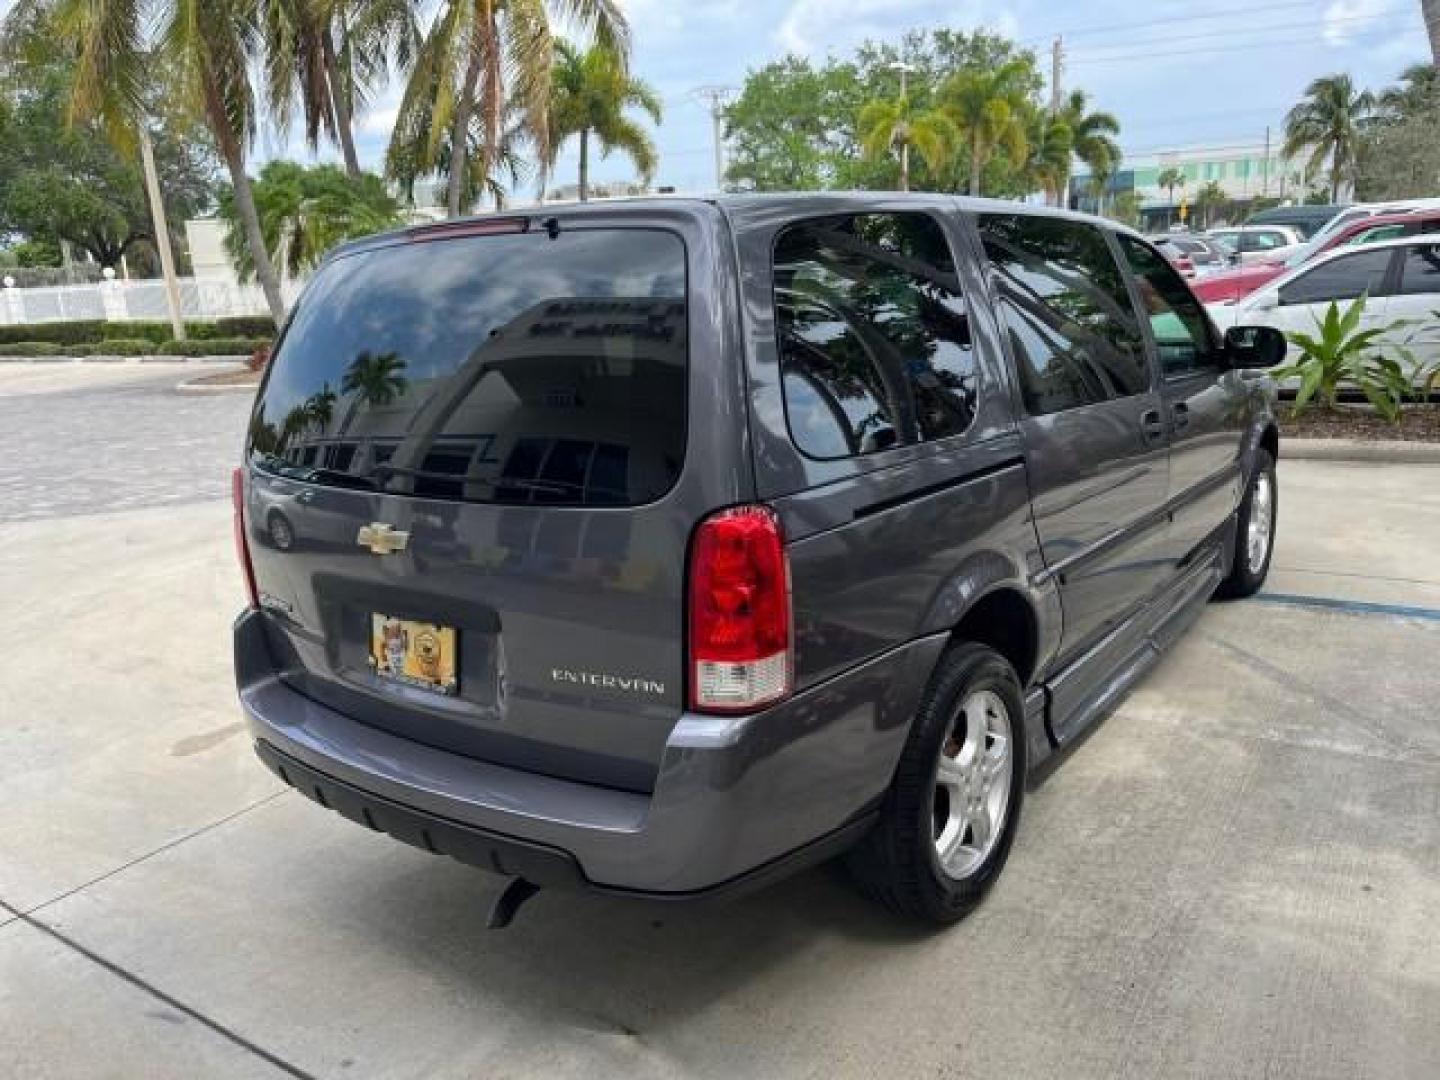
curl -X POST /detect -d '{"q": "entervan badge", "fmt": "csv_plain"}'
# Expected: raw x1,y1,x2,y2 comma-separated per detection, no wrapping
357,523,409,555
551,668,666,696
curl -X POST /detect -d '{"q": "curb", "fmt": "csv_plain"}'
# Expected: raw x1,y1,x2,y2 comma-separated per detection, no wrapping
1283,438,1440,464
175,367,258,394
0,355,243,364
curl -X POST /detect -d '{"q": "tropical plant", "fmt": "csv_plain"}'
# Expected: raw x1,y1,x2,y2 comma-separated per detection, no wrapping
1054,89,1119,209
302,382,337,431
218,161,403,279
0,20,218,272
1284,74,1374,204
1019,108,1072,206
1107,190,1142,228
543,40,660,200
1193,180,1228,229
388,0,628,218
56,0,289,322
1157,166,1186,211
342,349,407,406
262,0,420,177
857,89,957,192
942,59,1031,195
1272,295,1412,422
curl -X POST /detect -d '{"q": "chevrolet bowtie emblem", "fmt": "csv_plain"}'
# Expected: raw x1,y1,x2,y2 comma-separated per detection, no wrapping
356,523,410,555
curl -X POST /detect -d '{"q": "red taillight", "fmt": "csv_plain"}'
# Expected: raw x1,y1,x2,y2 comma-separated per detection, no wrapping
232,467,259,608
687,505,792,713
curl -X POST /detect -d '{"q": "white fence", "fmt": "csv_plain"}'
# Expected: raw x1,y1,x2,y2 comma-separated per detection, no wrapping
0,277,304,326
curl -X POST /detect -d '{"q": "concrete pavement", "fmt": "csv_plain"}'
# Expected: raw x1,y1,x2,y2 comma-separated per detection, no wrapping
1,365,1437,1079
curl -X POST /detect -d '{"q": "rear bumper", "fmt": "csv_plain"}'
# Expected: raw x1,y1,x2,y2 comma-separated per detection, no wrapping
236,608,945,894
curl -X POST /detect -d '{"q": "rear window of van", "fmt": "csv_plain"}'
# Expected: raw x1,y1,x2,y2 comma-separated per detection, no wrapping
247,227,687,508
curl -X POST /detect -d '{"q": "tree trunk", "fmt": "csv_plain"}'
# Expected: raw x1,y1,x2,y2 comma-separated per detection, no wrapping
447,40,485,217
204,72,284,324
1424,0,1440,67
969,133,982,196
140,127,186,340
579,128,589,201
321,28,361,178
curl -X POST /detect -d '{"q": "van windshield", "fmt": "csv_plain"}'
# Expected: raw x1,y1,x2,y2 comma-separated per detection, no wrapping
247,226,688,507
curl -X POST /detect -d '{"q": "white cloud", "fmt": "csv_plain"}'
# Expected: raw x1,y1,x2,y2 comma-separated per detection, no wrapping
1321,0,1393,46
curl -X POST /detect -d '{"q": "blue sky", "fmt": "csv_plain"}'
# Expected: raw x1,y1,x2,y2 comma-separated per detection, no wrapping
5,0,1432,196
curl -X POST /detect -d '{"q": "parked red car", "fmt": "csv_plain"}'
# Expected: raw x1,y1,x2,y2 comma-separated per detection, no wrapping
1192,209,1440,304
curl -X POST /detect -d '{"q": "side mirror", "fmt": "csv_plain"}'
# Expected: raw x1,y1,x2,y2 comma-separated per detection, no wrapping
1227,251,1241,266
1224,325,1287,369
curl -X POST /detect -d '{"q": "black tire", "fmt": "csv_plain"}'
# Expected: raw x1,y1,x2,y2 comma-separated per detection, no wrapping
1216,447,1276,599
846,643,1025,925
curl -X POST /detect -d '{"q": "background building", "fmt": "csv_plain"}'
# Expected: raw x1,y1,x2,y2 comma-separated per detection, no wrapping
1072,140,1317,230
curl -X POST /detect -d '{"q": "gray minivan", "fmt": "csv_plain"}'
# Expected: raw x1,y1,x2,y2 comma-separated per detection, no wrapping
234,195,1283,925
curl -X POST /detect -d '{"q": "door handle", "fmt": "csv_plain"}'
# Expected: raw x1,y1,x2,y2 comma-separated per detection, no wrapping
1139,409,1166,446
1171,402,1190,430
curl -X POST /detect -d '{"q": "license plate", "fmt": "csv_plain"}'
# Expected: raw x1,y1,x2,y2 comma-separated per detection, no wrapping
369,615,458,695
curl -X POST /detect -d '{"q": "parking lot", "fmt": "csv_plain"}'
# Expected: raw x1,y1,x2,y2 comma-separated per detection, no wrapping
2,363,1438,1079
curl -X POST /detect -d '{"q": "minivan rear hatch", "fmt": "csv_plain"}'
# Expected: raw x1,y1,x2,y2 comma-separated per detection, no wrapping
241,211,735,792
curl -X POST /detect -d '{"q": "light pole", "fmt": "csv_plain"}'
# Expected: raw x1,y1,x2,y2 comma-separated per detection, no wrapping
140,125,186,341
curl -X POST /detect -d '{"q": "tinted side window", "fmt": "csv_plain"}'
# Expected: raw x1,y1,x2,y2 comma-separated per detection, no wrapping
1398,243,1440,295
979,214,1151,415
1279,249,1393,305
773,213,979,459
1118,236,1220,376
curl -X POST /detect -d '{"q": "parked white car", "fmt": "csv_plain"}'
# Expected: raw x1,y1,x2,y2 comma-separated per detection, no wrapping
1211,235,1440,380
1206,225,1307,266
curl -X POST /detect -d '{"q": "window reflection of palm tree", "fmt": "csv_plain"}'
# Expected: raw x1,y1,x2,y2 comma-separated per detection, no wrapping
303,383,338,433
339,351,409,435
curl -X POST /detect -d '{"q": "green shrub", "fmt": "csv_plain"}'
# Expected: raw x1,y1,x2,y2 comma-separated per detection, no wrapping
100,321,173,344
0,341,67,356
96,338,160,356
0,315,278,348
157,336,270,356
211,316,278,339
0,321,105,346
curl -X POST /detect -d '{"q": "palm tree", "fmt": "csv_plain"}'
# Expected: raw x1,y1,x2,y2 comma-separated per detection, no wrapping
1193,179,1228,229
263,0,419,178
58,0,288,323
1020,108,1072,206
218,161,404,279
339,350,408,433
1378,62,1440,120
343,350,408,404
544,40,660,201
942,60,1031,196
857,91,957,192
1158,166,1186,220
1056,90,1119,209
389,0,627,219
303,382,337,432
1284,74,1374,204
